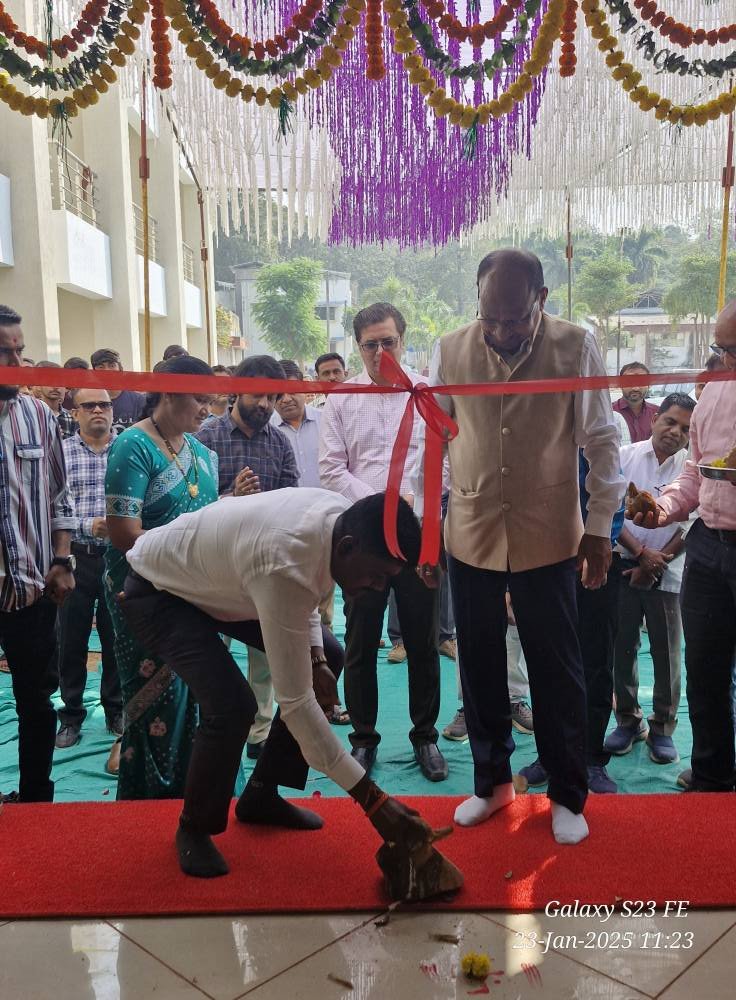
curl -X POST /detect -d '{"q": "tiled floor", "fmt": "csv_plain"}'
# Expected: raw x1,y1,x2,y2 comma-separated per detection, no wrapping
1,906,734,999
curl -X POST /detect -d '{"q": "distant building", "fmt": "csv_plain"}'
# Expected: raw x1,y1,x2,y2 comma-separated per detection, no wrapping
230,261,352,362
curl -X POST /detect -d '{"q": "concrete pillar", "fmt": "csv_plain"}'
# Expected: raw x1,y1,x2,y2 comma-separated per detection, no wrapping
81,85,141,370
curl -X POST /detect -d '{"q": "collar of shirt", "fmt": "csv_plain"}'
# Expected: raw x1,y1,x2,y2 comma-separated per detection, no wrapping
71,431,115,455
273,405,319,428
353,364,423,387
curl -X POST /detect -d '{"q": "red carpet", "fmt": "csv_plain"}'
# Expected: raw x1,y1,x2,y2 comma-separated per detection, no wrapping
2,794,735,918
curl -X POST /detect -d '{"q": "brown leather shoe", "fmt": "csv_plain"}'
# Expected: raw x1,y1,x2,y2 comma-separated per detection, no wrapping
106,738,121,776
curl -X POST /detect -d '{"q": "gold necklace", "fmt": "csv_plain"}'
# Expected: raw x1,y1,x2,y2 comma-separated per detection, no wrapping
150,415,199,499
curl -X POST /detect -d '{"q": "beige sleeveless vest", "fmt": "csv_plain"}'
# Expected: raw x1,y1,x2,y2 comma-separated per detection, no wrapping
440,313,585,572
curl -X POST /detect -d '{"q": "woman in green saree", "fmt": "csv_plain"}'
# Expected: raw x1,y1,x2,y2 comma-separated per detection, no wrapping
104,355,219,800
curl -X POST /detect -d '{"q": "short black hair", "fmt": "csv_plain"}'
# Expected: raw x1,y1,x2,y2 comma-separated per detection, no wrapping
212,364,230,375
315,352,345,374
90,348,121,368
338,493,421,567
476,249,545,290
163,344,189,361
141,355,213,418
0,304,21,328
279,360,303,380
34,360,61,369
620,361,650,376
234,355,285,381
64,356,89,370
658,393,696,416
353,302,406,341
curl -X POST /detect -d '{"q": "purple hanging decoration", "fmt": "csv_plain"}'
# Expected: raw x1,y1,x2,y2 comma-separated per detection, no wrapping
274,0,548,245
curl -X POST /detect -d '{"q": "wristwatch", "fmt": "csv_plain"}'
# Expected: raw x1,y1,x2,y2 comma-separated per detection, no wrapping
51,555,76,572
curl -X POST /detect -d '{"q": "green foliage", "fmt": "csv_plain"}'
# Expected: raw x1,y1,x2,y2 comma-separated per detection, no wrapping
663,248,736,366
251,257,326,363
574,251,638,350
216,305,236,349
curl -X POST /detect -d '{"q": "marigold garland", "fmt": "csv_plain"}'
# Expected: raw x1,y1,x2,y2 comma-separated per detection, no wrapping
559,0,577,76
388,0,565,127
191,0,325,62
420,0,524,46
0,0,146,119
365,0,385,80
631,0,736,49
0,0,138,93
151,0,172,87
166,0,360,106
582,0,736,125
0,0,111,60
405,0,539,81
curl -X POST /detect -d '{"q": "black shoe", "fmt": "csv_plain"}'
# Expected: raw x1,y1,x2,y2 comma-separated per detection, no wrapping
55,724,81,749
106,713,124,737
414,742,449,782
350,745,377,778
246,742,263,760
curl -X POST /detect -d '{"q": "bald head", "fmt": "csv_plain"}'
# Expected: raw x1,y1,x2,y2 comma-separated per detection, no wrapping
714,299,736,371
476,248,548,354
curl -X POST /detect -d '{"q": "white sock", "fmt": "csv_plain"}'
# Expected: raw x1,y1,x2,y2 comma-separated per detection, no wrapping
454,783,515,827
551,802,589,845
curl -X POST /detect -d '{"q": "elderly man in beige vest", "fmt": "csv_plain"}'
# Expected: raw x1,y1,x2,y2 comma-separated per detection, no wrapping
430,249,622,846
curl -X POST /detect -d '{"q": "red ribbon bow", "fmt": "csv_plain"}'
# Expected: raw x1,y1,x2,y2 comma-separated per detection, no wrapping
379,351,458,566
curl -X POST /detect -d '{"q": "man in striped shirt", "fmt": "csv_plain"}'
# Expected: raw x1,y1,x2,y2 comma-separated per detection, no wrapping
0,305,76,802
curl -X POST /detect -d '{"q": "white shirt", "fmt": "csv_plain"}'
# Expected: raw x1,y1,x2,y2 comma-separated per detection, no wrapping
127,488,364,792
424,329,623,538
319,365,422,500
617,440,690,593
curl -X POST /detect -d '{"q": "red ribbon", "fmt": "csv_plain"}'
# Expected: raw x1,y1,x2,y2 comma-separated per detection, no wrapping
378,352,458,566
3,363,734,567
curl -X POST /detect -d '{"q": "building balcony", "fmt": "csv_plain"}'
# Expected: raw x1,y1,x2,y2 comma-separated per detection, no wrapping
49,142,112,299
0,173,12,267
182,242,202,328
133,202,166,318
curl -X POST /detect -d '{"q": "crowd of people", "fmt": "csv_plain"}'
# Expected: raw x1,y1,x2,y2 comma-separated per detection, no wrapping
0,245,734,877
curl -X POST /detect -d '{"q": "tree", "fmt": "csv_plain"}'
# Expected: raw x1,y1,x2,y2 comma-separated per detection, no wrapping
216,305,236,349
574,251,638,355
251,258,326,363
663,249,736,367
621,229,668,288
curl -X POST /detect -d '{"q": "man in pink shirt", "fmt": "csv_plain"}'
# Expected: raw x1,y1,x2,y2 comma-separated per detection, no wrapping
612,362,660,443
630,300,736,792
319,303,447,783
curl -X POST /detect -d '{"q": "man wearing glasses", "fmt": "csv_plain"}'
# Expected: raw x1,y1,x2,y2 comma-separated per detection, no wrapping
55,388,123,759
631,300,736,793
428,249,622,845
319,303,446,783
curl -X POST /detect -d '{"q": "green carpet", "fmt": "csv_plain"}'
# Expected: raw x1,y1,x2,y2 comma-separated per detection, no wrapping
0,595,691,801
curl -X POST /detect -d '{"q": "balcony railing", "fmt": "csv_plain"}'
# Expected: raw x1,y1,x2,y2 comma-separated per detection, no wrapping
182,242,195,283
48,140,99,228
133,203,159,263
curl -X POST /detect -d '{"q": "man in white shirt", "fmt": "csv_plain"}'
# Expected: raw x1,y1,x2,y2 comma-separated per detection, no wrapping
605,393,695,765
319,303,446,783
120,488,434,878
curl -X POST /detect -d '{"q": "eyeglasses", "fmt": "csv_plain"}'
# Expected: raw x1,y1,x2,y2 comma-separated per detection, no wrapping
359,337,400,353
710,343,736,360
76,401,113,411
478,300,539,334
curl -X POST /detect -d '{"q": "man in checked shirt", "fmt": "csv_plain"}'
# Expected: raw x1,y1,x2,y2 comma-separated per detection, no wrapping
55,388,123,755
0,305,76,803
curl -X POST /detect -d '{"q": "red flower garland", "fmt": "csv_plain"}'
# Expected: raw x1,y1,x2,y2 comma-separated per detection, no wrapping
420,0,525,46
631,0,736,48
151,0,172,88
559,0,577,77
0,0,110,60
195,0,325,61
365,0,385,80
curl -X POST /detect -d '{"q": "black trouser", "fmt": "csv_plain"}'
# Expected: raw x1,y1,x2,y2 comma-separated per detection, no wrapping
679,519,736,792
343,563,440,749
57,547,121,727
578,554,621,767
120,572,344,834
449,554,588,814
0,597,58,801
